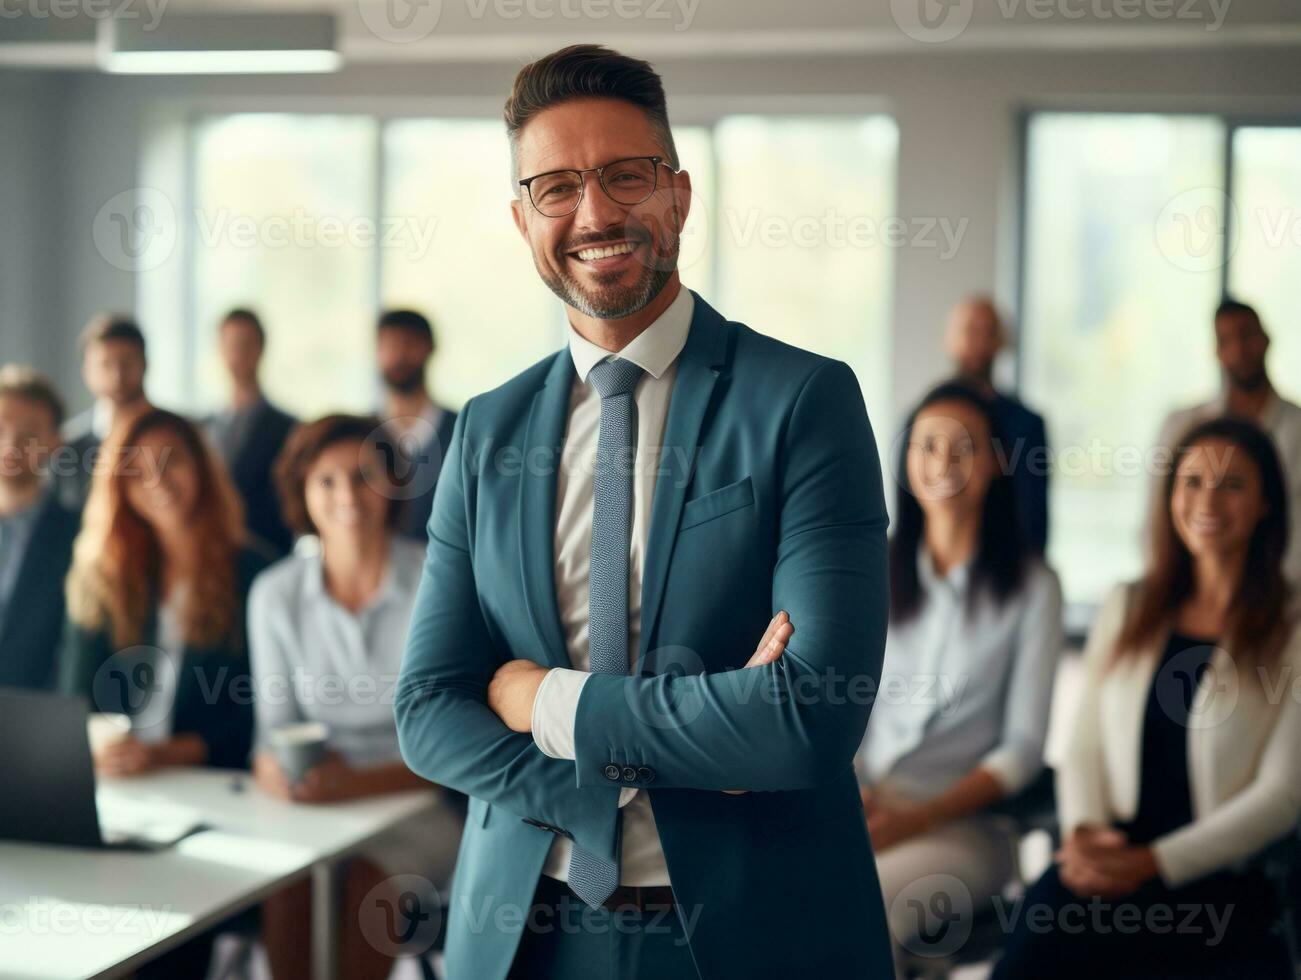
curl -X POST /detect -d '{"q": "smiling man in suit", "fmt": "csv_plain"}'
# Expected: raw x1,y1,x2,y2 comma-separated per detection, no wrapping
396,44,892,980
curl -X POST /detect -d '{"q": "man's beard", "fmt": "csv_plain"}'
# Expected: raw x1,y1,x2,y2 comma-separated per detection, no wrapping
1228,366,1269,392
383,364,426,394
539,229,679,320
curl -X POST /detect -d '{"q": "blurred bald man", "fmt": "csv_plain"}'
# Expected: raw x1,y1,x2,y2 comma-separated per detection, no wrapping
945,295,1050,554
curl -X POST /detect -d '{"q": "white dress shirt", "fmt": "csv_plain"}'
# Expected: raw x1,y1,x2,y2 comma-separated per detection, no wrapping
530,285,694,888
859,549,1064,800
248,536,425,767
247,534,462,886
1156,387,1301,585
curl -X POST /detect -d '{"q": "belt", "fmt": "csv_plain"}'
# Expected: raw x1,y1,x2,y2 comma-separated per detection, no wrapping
538,874,677,913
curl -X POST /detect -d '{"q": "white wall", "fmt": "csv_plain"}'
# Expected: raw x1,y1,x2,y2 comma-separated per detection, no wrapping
5,43,1301,422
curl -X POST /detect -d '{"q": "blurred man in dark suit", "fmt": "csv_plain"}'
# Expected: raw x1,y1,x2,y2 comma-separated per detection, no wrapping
375,309,457,541
61,314,151,510
946,295,1051,554
0,366,79,690
205,308,297,556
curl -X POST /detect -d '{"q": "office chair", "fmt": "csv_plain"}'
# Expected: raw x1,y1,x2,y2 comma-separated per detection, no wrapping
900,767,1059,980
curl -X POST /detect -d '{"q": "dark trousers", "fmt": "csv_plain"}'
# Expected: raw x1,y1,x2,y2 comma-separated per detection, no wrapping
991,864,1291,980
506,876,700,980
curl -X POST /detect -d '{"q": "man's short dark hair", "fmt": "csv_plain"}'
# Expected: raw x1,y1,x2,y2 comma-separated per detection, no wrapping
1215,297,1261,325
79,314,146,359
377,309,436,350
503,43,679,180
221,307,265,344
0,364,65,430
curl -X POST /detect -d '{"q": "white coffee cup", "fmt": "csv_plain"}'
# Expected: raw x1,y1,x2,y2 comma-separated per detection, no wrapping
269,721,330,785
88,712,132,755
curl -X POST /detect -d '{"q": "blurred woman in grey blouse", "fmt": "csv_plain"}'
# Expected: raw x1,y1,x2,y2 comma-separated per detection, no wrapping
248,414,463,980
858,381,1064,968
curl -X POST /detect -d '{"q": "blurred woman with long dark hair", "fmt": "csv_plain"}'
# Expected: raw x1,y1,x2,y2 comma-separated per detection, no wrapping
994,417,1299,979
858,381,1064,968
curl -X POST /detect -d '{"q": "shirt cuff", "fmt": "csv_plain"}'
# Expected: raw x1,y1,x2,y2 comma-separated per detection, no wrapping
979,745,1039,797
531,668,590,760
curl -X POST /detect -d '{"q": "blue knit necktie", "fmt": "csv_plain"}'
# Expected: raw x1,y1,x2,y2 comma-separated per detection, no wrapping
565,356,644,910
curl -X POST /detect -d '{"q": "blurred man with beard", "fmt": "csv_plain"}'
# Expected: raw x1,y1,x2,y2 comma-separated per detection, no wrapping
1153,298,1301,583
375,309,457,540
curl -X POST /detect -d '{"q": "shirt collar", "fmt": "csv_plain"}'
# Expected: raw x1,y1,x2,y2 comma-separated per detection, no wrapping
1211,385,1283,428
566,286,694,384
91,400,114,441
917,543,972,595
302,536,405,611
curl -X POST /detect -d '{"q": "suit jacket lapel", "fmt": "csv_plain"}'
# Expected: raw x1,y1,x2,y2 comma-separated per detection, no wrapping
519,352,576,669
638,292,730,664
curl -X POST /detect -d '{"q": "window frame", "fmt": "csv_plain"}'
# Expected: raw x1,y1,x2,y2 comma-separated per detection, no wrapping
1014,106,1301,635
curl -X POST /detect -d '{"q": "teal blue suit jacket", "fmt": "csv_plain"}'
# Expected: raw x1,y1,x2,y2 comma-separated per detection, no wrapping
397,292,893,979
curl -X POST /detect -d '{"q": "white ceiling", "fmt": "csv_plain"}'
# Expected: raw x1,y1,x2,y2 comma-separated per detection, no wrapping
4,0,1301,69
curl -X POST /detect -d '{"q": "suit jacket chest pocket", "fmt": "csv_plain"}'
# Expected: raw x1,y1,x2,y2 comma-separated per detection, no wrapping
679,476,755,531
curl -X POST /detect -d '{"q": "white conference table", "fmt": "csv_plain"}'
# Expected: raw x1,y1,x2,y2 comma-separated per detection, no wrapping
0,767,439,980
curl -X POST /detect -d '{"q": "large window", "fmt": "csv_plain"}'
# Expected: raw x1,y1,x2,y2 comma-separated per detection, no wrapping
192,114,379,417
187,111,897,430
1228,127,1301,385
1021,112,1301,609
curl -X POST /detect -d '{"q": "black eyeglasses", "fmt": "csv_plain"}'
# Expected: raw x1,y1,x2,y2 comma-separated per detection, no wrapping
518,155,677,218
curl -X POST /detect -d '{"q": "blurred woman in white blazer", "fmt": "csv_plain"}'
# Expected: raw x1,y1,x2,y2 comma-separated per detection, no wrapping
995,416,1300,979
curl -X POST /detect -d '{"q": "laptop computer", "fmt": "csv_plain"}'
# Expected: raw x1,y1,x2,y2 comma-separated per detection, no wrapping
0,687,207,850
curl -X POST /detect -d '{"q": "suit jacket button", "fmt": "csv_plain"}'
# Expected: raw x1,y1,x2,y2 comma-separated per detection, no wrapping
636,766,654,783
621,766,638,782
604,764,622,781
